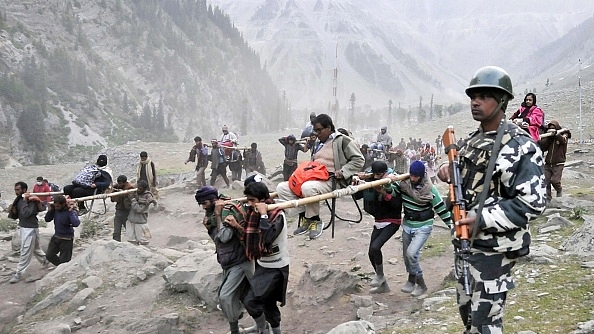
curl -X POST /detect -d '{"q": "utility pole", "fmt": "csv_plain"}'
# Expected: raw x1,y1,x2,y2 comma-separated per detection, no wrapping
332,41,338,122
579,59,583,143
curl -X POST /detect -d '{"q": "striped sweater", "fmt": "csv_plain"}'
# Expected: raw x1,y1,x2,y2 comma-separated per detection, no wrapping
393,180,452,229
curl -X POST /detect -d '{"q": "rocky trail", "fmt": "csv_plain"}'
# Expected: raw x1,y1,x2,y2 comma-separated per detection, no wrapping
1,131,594,333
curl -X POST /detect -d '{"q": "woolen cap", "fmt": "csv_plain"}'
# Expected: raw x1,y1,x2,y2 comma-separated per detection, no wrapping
409,160,426,177
195,186,218,203
244,173,264,187
370,161,388,174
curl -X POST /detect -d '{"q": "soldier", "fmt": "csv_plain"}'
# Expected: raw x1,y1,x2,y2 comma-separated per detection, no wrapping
438,66,546,333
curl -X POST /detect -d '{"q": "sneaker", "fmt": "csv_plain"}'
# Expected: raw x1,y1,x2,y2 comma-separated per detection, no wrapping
9,273,21,284
308,219,323,239
41,259,49,268
293,224,309,236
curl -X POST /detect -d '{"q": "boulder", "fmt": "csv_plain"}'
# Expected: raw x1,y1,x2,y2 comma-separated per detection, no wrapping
292,263,361,307
26,280,79,317
560,215,594,256
68,287,95,310
326,320,375,334
162,249,222,309
35,240,171,292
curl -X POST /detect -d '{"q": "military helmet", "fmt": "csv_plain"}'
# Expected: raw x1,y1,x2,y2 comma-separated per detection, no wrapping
465,66,514,99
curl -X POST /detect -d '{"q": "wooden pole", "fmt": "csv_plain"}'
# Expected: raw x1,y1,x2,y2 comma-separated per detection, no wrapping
68,189,138,203
540,128,569,138
266,173,409,210
24,191,64,197
231,192,278,203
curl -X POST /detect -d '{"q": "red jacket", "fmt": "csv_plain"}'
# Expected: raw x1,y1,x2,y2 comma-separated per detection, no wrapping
33,183,52,203
510,105,544,142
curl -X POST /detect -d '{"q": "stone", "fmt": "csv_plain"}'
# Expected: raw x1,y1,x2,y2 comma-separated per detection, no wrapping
81,316,101,327
356,306,373,321
26,280,79,316
156,248,187,262
422,296,452,310
572,320,594,334
351,295,373,308
292,263,361,307
69,288,95,309
82,276,103,289
136,270,147,281
34,240,171,292
162,250,222,309
48,323,71,334
326,320,375,334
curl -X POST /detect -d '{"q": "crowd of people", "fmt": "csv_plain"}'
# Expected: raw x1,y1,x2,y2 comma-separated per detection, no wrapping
7,152,159,283
5,64,573,333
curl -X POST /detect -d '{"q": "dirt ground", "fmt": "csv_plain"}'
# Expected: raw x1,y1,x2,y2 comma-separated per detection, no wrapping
1,125,594,333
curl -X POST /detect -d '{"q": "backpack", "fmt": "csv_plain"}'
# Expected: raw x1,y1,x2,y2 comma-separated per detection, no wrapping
288,161,330,197
73,165,101,187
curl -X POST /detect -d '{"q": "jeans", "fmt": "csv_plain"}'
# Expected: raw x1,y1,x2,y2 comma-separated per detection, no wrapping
402,225,433,276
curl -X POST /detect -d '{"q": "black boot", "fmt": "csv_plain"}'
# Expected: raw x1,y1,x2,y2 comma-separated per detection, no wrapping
401,273,416,293
411,275,427,297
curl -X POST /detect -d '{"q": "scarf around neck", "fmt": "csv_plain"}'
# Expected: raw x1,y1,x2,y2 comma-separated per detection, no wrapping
400,176,433,205
244,198,281,260
136,157,154,184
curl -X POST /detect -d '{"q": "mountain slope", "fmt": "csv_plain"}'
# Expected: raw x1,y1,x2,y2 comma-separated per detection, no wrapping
212,0,594,109
0,0,283,165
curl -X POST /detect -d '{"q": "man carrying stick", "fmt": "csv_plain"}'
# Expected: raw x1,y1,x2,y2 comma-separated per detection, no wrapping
537,120,571,201
353,161,402,294
9,182,48,283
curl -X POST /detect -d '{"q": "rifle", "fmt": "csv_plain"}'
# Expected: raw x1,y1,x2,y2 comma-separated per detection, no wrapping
442,126,472,296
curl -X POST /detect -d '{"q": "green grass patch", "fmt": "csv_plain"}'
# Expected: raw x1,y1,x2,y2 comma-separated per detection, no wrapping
568,187,594,197
0,218,18,232
423,228,452,258
158,166,190,176
505,261,594,333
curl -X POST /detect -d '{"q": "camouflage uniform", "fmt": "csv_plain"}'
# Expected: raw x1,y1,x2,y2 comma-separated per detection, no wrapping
455,121,546,334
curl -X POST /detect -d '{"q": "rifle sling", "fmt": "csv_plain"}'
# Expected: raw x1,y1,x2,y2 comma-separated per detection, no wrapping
469,102,508,248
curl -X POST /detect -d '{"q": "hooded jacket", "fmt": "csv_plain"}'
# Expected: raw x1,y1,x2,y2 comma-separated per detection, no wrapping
537,120,571,165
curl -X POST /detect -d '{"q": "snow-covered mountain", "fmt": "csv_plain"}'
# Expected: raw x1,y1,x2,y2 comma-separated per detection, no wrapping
212,0,594,108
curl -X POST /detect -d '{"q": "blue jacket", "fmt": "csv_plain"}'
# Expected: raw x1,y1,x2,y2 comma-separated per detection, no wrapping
45,209,80,238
